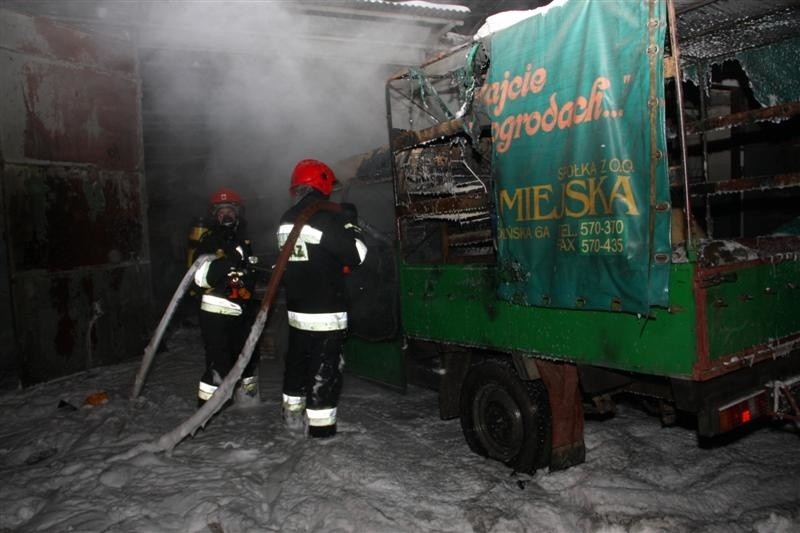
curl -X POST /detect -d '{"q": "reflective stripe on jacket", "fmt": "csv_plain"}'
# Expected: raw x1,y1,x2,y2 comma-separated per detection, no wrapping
200,294,242,316
287,310,347,331
277,191,368,317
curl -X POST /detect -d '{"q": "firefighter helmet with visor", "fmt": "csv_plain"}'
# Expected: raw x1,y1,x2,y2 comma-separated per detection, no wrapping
209,187,243,216
290,159,337,196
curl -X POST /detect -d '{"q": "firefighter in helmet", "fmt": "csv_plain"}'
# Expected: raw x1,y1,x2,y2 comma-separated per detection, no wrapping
194,187,260,407
277,159,367,438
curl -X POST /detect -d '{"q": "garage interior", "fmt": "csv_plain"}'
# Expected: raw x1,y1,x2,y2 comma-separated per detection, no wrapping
0,0,551,386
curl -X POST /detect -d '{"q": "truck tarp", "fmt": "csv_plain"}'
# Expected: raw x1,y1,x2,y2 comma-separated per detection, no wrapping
488,0,671,314
737,36,800,107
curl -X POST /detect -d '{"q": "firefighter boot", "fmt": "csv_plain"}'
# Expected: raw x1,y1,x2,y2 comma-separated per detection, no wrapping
307,407,337,439
234,375,260,408
281,394,306,435
198,370,228,409
308,424,336,439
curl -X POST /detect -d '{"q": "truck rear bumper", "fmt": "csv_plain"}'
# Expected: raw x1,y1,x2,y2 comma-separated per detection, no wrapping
672,352,800,436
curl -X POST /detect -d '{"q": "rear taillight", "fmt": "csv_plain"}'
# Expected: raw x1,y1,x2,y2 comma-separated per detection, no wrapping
717,391,768,433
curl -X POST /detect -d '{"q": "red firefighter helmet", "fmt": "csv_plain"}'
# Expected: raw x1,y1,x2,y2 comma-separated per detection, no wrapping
209,187,243,215
209,187,242,206
290,159,337,196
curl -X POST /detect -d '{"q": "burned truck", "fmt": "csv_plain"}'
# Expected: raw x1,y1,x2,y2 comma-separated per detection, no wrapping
345,0,800,473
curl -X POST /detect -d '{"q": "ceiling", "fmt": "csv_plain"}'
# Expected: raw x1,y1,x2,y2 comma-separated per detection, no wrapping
1,0,474,67
4,0,797,67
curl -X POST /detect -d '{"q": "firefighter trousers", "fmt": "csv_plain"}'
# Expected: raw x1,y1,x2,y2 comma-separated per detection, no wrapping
198,309,259,395
282,326,346,423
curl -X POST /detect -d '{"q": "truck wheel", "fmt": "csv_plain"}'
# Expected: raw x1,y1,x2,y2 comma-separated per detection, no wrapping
460,360,550,473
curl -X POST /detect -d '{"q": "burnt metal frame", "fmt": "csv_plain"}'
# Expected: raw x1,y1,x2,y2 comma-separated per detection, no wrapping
668,0,800,240
385,0,800,251
385,40,492,264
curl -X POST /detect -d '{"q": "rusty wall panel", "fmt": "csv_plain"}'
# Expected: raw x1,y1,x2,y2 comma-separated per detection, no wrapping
3,164,144,271
13,265,152,383
0,8,137,76
0,48,141,169
24,60,140,168
0,8,150,385
0,9,140,169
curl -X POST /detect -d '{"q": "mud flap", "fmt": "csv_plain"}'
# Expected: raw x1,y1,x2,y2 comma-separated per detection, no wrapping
535,359,586,471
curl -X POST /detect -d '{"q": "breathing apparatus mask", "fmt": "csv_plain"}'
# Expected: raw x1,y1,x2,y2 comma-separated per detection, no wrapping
220,213,238,229
213,202,240,231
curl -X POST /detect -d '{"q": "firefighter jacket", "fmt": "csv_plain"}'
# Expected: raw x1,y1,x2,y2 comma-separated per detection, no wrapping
193,222,257,317
277,191,368,331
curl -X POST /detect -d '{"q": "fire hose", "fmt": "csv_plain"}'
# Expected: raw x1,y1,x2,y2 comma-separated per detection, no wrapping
123,201,341,457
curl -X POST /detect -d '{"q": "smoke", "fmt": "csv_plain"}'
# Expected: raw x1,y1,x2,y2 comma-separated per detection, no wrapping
136,1,411,202
6,0,461,199
2,0,465,292
118,0,460,294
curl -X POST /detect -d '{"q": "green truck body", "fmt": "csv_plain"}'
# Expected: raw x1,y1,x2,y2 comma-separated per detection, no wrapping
345,0,800,472
399,259,800,379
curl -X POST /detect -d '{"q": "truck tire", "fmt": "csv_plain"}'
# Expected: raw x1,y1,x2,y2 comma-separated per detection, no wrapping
460,360,550,473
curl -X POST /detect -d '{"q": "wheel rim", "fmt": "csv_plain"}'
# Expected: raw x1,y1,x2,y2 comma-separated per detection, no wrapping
472,382,524,461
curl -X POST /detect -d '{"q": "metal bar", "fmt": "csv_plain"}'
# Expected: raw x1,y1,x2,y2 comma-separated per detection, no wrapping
667,0,694,250
774,383,800,422
297,3,467,25
694,334,800,381
447,229,492,245
680,171,800,196
692,269,712,379
391,118,467,151
388,41,472,81
647,0,660,273
687,101,800,135
386,77,403,244
396,193,490,217
698,74,713,237
675,0,718,15
387,83,441,126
